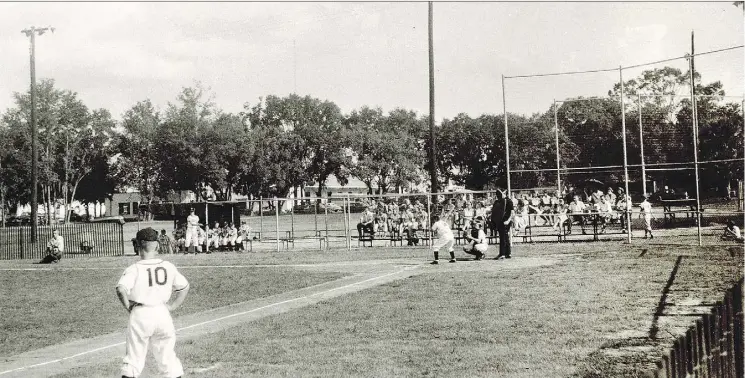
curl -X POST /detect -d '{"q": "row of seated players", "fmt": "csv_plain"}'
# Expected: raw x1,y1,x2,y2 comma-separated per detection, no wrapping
170,222,255,253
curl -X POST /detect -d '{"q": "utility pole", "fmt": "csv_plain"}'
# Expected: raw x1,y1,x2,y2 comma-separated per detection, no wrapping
21,26,54,243
428,2,437,195
293,39,297,94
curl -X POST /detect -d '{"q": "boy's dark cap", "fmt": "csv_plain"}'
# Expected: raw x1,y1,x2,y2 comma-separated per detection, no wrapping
136,228,159,241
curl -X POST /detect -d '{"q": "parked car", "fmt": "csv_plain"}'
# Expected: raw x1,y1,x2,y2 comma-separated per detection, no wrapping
319,202,343,213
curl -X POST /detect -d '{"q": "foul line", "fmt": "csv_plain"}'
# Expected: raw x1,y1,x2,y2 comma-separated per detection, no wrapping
0,266,417,376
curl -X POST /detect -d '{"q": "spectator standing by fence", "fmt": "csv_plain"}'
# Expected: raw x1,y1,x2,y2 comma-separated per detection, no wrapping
491,190,514,260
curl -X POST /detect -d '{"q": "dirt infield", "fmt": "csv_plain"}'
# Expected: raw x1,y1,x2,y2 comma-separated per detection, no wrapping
0,256,559,377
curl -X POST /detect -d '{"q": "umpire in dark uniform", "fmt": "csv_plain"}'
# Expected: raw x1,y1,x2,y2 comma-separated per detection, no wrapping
490,189,515,259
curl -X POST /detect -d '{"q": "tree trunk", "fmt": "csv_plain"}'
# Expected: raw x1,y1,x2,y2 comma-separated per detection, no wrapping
67,178,83,223
46,184,52,225
0,187,4,229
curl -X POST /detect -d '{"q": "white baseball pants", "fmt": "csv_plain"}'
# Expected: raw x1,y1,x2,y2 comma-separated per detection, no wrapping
121,305,184,378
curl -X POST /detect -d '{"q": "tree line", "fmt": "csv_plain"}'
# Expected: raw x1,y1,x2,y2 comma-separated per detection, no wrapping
0,67,742,222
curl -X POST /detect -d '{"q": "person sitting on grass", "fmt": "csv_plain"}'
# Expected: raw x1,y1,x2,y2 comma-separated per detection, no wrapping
463,220,488,260
39,229,64,264
722,221,744,243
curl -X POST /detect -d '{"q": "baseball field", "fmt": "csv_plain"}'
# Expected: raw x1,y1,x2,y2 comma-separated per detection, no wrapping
0,236,742,377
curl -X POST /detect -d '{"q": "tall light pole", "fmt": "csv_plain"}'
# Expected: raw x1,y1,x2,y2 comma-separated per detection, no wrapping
428,2,437,195
21,26,54,243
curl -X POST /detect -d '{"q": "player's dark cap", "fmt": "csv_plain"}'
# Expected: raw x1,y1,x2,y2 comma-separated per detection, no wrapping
136,228,159,242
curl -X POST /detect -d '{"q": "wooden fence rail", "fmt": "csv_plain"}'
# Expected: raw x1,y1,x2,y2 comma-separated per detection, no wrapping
655,279,743,378
0,222,125,260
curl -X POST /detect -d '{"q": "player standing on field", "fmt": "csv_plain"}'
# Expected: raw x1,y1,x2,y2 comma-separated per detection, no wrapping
639,195,654,239
430,214,456,264
184,208,200,253
116,228,190,378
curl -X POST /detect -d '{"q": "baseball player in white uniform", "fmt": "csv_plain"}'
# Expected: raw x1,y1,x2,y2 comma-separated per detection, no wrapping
430,214,456,264
639,196,654,239
184,208,200,252
116,228,190,378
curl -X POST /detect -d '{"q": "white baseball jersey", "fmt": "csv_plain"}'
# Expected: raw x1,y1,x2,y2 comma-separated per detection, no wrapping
640,201,652,217
731,226,742,238
117,259,189,306
47,235,64,252
431,220,454,240
187,214,200,229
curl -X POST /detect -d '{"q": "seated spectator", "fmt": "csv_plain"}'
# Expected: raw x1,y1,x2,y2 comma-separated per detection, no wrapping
606,187,617,206
357,208,375,238
567,195,587,235
596,196,615,233
552,200,570,233
615,189,632,232
158,229,173,254
513,200,529,235
173,225,186,253
463,220,488,260
206,222,221,252
196,225,207,253
527,195,546,226
224,223,238,251
39,229,64,264
722,221,744,242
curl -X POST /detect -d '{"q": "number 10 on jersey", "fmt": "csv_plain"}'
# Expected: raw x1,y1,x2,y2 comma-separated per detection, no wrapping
147,267,167,286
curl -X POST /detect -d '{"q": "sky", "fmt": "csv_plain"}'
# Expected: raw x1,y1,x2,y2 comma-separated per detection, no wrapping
0,2,742,123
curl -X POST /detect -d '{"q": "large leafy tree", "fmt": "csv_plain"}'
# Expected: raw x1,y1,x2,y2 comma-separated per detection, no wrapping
1,79,116,222
112,100,162,207
345,109,425,194
156,84,216,200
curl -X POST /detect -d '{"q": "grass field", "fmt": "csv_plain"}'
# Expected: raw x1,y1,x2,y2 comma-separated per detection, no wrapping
1,239,742,377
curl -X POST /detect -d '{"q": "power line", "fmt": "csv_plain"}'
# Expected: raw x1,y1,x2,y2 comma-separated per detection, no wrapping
504,45,744,80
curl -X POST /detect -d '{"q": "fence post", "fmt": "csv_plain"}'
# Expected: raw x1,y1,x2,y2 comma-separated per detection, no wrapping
259,196,263,240
695,319,705,378
687,328,695,376
324,200,329,250
704,313,713,378
290,199,295,250
274,197,280,253
724,291,735,378
346,195,351,251
20,226,26,260
732,279,745,377
711,302,721,377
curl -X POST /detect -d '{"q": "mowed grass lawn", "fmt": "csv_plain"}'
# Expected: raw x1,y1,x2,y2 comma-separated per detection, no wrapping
0,257,346,358
49,241,743,378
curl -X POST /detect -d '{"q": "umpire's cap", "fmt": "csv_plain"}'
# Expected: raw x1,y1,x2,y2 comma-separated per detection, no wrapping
136,228,159,242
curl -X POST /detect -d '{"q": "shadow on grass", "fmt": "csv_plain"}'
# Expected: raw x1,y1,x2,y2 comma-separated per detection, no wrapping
648,255,683,340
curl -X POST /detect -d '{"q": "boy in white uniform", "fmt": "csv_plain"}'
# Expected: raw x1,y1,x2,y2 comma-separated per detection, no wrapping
639,196,654,239
116,228,190,378
430,215,456,264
